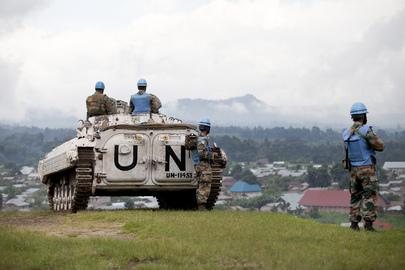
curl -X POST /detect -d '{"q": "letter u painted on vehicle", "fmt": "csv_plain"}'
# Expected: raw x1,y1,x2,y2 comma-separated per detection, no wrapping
114,145,137,171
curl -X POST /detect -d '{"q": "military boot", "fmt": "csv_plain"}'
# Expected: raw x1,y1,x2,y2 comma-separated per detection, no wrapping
364,220,383,233
350,221,360,231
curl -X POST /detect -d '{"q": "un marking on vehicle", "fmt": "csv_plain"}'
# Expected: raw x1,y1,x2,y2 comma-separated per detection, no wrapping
165,172,193,178
114,145,190,175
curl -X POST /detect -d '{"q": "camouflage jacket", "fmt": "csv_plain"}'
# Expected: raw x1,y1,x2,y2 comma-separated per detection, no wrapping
349,121,385,152
128,90,162,114
197,134,215,161
86,90,113,118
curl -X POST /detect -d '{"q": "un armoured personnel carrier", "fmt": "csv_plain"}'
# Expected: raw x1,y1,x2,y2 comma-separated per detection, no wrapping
38,101,227,212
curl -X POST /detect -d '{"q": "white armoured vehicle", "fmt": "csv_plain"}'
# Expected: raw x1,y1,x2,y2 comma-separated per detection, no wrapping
38,101,227,212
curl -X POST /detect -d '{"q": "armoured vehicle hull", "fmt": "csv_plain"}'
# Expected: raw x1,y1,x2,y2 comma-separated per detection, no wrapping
38,108,227,212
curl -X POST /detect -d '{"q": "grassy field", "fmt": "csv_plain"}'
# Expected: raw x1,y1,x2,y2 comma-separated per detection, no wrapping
1,210,404,270
298,211,405,229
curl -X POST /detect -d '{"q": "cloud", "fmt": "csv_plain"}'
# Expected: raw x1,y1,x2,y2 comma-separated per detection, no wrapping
214,101,248,113
296,8,405,120
0,59,25,122
0,0,404,129
0,0,51,124
0,0,51,36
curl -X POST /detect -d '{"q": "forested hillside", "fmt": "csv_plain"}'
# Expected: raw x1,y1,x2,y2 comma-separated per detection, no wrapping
211,125,405,163
0,125,76,167
213,125,405,143
1,124,405,167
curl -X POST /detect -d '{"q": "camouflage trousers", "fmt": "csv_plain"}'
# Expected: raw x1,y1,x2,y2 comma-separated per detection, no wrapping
195,161,212,205
349,165,379,222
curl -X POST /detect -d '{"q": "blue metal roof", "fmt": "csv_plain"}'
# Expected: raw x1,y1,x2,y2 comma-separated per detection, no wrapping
229,182,261,193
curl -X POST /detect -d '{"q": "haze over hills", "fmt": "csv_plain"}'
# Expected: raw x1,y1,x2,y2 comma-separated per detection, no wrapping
163,94,349,130
3,94,402,131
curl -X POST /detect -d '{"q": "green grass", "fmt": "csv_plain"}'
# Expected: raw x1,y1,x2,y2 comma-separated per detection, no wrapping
1,210,404,270
299,211,405,229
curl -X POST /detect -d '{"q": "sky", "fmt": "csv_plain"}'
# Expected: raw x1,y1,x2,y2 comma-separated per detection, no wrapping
0,0,404,129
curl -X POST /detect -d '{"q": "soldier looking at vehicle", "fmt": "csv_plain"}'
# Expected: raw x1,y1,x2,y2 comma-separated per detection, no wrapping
342,102,385,232
129,78,162,114
192,117,218,211
86,81,113,119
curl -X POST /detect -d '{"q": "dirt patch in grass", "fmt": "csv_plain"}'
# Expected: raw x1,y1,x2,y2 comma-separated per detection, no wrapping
0,214,136,240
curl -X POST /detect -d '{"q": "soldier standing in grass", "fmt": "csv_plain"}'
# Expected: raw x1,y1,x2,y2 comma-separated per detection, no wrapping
129,78,162,114
343,102,385,232
192,117,218,211
86,81,113,119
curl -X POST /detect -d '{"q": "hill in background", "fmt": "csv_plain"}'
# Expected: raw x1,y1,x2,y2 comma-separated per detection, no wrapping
7,94,402,131
162,94,348,129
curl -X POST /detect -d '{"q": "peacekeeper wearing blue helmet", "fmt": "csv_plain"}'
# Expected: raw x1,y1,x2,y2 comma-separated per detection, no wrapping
86,81,113,119
129,78,162,114
192,117,218,211
342,102,385,232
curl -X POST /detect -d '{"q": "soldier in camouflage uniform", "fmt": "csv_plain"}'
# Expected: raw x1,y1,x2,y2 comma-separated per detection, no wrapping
86,81,113,119
343,102,385,232
192,117,218,211
129,78,162,114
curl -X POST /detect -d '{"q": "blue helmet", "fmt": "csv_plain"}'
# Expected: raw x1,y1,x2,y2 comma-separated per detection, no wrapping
199,117,211,127
199,117,211,133
350,102,368,115
137,78,147,87
95,81,105,90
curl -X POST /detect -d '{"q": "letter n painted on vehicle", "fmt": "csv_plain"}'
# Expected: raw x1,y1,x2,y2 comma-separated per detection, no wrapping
114,145,138,171
165,145,186,171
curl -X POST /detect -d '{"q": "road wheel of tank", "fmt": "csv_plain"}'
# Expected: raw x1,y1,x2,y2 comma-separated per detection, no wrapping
66,184,75,210
62,184,72,210
46,147,94,213
61,185,67,210
53,185,62,211
47,183,55,211
47,173,72,212
205,164,223,210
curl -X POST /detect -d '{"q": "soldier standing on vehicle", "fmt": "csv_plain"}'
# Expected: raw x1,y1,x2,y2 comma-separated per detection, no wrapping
86,81,113,119
192,117,218,211
129,78,162,114
342,102,385,232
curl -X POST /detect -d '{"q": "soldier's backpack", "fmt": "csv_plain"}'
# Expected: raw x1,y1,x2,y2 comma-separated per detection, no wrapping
185,133,198,150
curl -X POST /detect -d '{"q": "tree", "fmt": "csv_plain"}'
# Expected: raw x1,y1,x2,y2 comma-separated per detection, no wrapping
329,163,350,189
241,169,259,185
308,207,321,219
378,206,385,218
4,186,17,199
296,206,304,215
124,199,134,209
3,160,19,172
248,193,274,211
306,165,332,188
231,163,243,180
30,190,49,211
280,201,291,214
384,193,401,202
376,165,389,183
0,193,2,210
